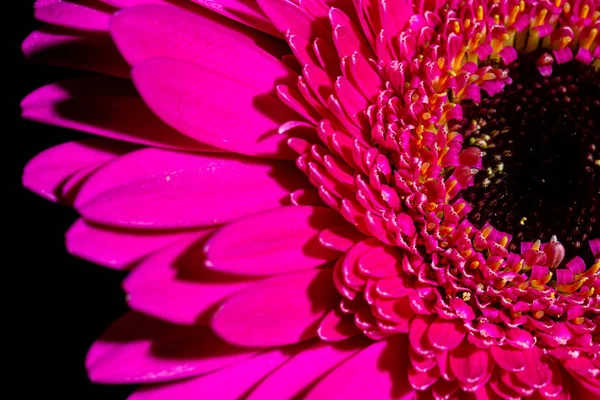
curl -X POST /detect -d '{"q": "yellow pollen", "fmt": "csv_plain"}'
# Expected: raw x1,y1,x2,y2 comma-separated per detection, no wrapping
559,36,572,49
464,19,471,29
563,2,571,13
499,236,509,247
440,241,449,248
554,0,561,7
532,239,542,251
437,57,445,69
582,28,598,50
476,6,484,20
454,202,466,213
411,93,420,102
593,11,600,21
493,14,500,25
453,21,460,34
533,311,545,319
518,281,529,290
462,292,472,301
508,5,520,25
427,202,437,212
520,217,528,225
464,226,473,235
482,225,494,238
574,317,585,325
534,9,548,26
519,0,525,11
422,112,432,120
427,222,436,231
595,159,600,166
511,259,524,273
461,249,473,258
580,4,589,18
470,261,480,269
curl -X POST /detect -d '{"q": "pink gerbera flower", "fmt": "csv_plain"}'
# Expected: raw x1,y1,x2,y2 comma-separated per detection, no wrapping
22,0,599,398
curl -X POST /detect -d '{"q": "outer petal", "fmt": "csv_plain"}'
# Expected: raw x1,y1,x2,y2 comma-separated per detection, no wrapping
65,219,203,270
111,4,287,76
247,338,367,399
21,76,215,151
75,148,308,228
123,233,260,324
86,312,257,384
34,0,112,32
190,0,281,38
306,335,414,399
129,346,305,400
204,206,345,276
132,58,300,159
22,138,132,203
211,268,339,347
22,26,129,77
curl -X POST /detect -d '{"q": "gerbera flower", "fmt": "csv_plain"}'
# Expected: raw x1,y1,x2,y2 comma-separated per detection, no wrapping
22,0,599,398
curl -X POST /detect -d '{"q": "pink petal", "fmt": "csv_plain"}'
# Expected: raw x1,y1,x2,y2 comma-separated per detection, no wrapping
22,139,131,203
306,335,414,399
257,0,330,40
132,58,299,159
21,76,216,151
211,268,339,347
86,312,257,384
318,308,361,341
514,347,552,389
247,338,367,400
124,233,260,324
490,345,526,372
66,219,203,270
111,4,288,80
129,346,304,400
428,318,467,351
75,148,307,229
204,206,344,276
34,1,112,32
319,224,368,251
190,0,281,38
22,26,129,78
449,340,492,386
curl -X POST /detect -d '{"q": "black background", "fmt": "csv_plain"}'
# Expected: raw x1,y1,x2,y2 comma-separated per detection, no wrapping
12,2,134,398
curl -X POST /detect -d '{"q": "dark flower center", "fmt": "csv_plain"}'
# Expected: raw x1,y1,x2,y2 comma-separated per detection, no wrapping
461,55,599,257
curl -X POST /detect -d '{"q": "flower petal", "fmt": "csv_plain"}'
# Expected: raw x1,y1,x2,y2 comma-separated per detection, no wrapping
204,206,345,276
111,4,287,75
66,219,203,270
21,76,215,151
247,339,367,400
132,58,299,159
427,318,467,351
34,0,112,32
211,268,339,347
129,346,303,400
75,148,307,228
22,26,129,77
124,233,260,324
86,312,257,384
305,335,414,399
22,139,131,203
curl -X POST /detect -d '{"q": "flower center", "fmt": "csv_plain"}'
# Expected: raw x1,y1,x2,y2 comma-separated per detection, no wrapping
461,55,600,257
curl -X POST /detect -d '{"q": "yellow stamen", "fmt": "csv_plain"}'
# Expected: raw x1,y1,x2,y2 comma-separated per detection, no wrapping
563,2,571,14
534,9,548,26
461,249,473,258
499,236,509,247
582,28,598,50
508,5,520,26
454,202,466,214
482,225,494,238
533,311,544,319
493,14,500,25
532,240,542,251
574,317,585,325
476,6,484,21
519,0,525,11
580,4,589,18
558,36,572,49
464,18,471,29
453,20,460,34
469,261,480,269
554,0,562,7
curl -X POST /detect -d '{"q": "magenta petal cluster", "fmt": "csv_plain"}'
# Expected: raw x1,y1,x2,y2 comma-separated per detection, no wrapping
23,0,599,399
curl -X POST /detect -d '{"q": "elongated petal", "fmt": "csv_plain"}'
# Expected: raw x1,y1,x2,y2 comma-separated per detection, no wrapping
22,27,129,77
22,139,131,203
190,0,281,38
86,312,256,384
75,148,307,228
211,269,339,347
21,76,215,151
132,58,300,158
204,206,345,276
306,335,414,399
123,233,259,324
129,346,303,400
66,219,202,270
34,1,112,32
248,339,366,400
111,4,287,72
